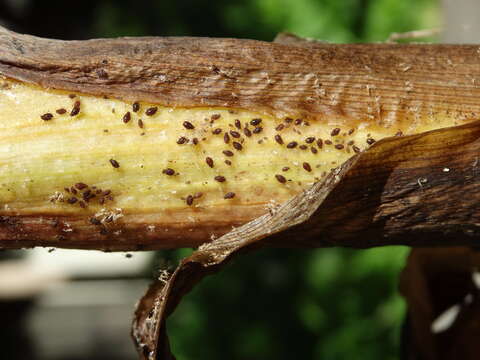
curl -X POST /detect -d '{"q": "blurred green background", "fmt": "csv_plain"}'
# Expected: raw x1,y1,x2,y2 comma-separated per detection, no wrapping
1,0,440,359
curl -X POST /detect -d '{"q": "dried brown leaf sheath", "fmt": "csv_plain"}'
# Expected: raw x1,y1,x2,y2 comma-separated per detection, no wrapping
1,27,480,251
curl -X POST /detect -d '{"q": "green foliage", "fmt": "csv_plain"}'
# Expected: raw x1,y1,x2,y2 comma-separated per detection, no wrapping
95,0,439,358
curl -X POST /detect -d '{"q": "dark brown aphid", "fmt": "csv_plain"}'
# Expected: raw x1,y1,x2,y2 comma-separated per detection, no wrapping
366,138,376,145
316,139,323,149
186,195,194,206
56,108,67,115
286,141,298,149
303,162,312,172
224,192,235,199
41,113,53,121
90,217,102,225
233,142,243,151
250,118,262,126
163,168,175,176
67,197,78,204
192,137,199,145
325,140,332,145
275,124,285,131
347,140,354,146
282,167,290,172
311,147,318,154
225,160,232,166
275,174,287,183
230,130,241,138
211,114,221,120
243,127,252,137
234,119,241,129
145,107,158,116
274,135,284,145
183,121,195,130
253,127,263,134
75,182,88,190
284,117,293,123
348,128,355,135
295,119,302,125
299,145,308,150
123,112,131,123
70,187,78,194
224,133,230,144
68,94,76,99
70,101,81,116
212,128,222,135
138,119,144,128
214,175,226,182
353,145,361,153
109,159,120,168
79,201,86,208
205,157,214,168
177,137,188,145
305,137,315,144
335,144,344,150
331,128,341,136
132,102,140,112
223,150,234,157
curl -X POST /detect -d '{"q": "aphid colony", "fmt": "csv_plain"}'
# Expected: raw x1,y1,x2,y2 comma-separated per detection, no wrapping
0,79,409,218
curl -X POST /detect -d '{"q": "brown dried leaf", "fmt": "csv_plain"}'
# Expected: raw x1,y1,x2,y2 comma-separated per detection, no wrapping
132,120,480,359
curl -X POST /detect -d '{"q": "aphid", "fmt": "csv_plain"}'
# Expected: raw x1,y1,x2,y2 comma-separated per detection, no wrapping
230,130,240,138
331,128,341,136
90,217,102,225
212,128,222,135
234,119,241,129
68,94,76,99
286,141,298,149
305,137,315,144
347,140,354,146
303,162,312,172
299,145,308,150
282,167,290,171
250,118,262,126
145,107,158,116
103,190,111,196
186,195,194,206
41,113,53,121
214,175,226,182
192,137,199,145
205,157,214,168
335,144,344,150
348,129,355,135
223,150,234,157
211,114,221,120
109,159,120,168
138,119,144,128
311,147,318,154
177,137,188,144
224,133,230,144
295,119,302,125
67,197,78,204
274,135,284,145
243,128,252,137
275,174,287,183
183,121,195,130
163,168,175,176
353,145,361,153
366,138,376,145
284,117,293,123
225,160,232,165
275,124,285,131
233,142,243,150
75,182,88,190
70,101,81,116
224,192,235,199
123,112,131,123
317,139,323,148
132,102,140,112
325,140,332,145
79,201,86,208
253,127,262,134
56,108,67,115
125,253,133,258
